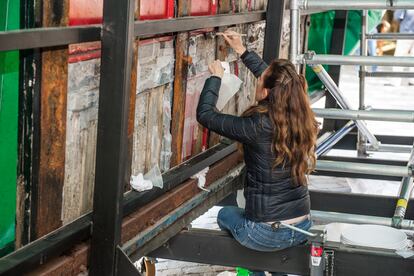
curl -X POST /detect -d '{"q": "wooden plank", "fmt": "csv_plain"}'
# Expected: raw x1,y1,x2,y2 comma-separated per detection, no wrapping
170,0,191,166
145,86,165,170
32,0,69,239
62,58,100,224
125,38,139,192
28,152,242,275
132,91,150,175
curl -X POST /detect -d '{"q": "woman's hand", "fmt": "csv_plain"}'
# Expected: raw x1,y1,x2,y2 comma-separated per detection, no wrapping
208,60,224,79
221,30,247,55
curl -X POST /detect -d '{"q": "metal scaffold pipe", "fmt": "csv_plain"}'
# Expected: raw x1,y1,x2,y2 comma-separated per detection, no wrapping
316,160,412,177
308,63,380,149
290,0,300,68
300,0,414,10
367,33,414,40
366,143,414,153
392,146,414,228
311,211,414,230
313,108,414,123
301,53,414,67
315,121,356,157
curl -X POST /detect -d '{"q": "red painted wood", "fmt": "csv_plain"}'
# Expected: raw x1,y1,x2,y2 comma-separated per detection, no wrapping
190,0,217,16
69,0,174,26
140,0,174,20
68,0,174,62
69,0,103,26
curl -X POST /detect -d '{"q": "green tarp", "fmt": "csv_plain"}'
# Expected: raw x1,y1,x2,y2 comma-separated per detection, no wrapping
0,0,19,256
306,10,383,92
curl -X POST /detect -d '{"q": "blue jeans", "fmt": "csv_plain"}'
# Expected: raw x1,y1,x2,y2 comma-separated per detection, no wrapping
217,206,312,276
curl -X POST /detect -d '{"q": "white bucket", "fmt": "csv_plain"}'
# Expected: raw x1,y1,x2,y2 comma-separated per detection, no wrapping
340,224,408,250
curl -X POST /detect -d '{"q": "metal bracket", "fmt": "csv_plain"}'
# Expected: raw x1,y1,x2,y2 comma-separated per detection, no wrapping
116,246,142,276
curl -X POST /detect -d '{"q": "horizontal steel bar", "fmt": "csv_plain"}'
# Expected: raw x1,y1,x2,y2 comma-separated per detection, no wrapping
363,71,414,78
149,229,310,274
123,142,237,216
366,33,414,40
0,143,236,275
0,25,101,52
149,228,414,275
302,53,414,67
316,160,412,177
309,190,414,219
311,210,414,230
313,108,414,123
134,11,266,37
300,0,414,10
0,12,265,52
366,143,414,153
332,133,414,151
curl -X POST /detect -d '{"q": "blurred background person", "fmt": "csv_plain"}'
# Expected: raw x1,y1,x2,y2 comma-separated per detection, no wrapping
390,10,414,86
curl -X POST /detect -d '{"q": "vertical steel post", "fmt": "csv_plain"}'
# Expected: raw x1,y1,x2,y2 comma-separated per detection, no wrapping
358,10,368,156
89,0,135,274
263,0,286,63
290,0,300,69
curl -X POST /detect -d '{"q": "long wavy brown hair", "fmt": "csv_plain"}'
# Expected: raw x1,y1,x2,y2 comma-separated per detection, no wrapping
243,59,318,186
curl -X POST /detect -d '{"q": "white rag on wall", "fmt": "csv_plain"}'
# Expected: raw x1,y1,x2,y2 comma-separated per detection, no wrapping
191,167,210,192
130,173,153,192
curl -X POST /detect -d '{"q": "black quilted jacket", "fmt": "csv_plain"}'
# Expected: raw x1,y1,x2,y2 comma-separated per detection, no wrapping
196,51,310,222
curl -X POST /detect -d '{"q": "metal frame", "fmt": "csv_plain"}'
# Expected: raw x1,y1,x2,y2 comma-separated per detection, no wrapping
0,12,265,52
149,228,414,276
2,0,414,274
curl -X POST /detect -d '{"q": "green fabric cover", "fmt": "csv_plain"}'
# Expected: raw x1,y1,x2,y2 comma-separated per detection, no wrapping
306,10,383,93
0,0,19,256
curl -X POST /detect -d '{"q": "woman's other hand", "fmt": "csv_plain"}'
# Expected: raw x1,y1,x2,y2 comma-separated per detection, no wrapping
221,30,247,55
208,60,224,79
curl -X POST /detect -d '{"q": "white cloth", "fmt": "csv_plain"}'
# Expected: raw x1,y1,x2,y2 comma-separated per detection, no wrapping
130,173,153,192
191,167,210,192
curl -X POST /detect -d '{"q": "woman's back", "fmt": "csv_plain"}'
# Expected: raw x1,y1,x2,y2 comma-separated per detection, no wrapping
241,113,310,222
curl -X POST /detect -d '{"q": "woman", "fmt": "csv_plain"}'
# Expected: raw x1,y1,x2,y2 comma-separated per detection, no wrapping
196,30,318,276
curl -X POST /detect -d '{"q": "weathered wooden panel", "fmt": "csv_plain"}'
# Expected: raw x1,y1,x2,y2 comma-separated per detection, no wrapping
28,152,242,276
62,58,100,224
131,91,149,175
34,0,69,239
183,32,216,159
145,86,165,170
137,37,175,93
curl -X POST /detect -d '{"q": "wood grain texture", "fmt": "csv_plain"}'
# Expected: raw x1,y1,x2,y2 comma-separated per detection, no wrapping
132,91,149,175
28,152,242,276
33,0,69,238
170,35,190,166
62,58,99,224
145,85,165,170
